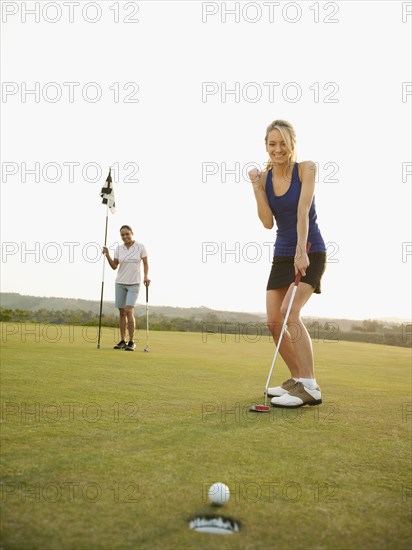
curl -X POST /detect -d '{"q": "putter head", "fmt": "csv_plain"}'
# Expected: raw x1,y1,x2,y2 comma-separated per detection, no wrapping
144,348,149,352
249,404,270,413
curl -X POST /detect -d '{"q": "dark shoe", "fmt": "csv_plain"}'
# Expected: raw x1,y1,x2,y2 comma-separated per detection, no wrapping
124,341,136,351
113,340,127,349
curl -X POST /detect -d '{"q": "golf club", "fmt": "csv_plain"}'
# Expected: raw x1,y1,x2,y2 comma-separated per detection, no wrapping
250,243,311,412
144,283,149,352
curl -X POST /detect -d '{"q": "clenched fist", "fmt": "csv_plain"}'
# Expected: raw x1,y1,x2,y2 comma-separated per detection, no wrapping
248,167,262,190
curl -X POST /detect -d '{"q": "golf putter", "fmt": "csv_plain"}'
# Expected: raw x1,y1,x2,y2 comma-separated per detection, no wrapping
250,243,311,412
144,284,149,352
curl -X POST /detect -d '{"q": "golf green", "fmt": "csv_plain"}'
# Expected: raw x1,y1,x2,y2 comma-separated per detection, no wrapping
1,323,411,549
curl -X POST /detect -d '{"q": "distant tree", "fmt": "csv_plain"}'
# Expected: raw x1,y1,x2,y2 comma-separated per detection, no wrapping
13,309,30,321
204,313,220,323
0,308,13,321
362,319,383,333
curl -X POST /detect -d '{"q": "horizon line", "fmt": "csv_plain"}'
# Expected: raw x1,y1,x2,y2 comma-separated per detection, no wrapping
0,292,410,323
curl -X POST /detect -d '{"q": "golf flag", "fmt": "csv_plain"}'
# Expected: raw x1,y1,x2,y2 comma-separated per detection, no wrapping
100,169,116,213
97,168,115,349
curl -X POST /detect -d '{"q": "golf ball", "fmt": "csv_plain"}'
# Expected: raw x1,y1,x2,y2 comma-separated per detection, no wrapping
208,482,230,506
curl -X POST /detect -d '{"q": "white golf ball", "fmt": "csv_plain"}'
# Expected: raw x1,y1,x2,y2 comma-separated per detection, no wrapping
208,482,230,506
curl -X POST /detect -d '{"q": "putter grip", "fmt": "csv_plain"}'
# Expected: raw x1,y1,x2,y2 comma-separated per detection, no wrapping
294,242,312,286
146,284,148,302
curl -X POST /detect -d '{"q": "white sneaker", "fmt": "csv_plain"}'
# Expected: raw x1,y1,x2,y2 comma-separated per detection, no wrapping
271,382,322,408
266,378,297,397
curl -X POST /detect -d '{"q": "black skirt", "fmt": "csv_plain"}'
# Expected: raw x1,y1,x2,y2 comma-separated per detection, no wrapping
266,252,327,294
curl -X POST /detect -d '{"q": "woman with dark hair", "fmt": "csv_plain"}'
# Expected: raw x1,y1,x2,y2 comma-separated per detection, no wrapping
249,119,326,407
103,225,150,351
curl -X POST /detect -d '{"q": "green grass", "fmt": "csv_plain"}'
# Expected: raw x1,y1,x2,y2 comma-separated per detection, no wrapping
1,323,411,549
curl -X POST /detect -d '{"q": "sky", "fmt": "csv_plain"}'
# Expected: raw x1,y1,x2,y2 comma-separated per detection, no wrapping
1,0,411,321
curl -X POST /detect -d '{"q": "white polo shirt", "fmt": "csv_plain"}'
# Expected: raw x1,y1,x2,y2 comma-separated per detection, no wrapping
114,241,147,284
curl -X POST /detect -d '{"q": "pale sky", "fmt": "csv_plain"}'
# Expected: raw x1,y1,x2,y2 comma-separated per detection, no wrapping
1,1,411,320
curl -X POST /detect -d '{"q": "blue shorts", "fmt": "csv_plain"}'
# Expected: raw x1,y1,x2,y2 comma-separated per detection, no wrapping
115,283,140,309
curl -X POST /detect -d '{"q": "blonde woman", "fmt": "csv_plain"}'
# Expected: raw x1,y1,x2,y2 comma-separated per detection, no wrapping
249,120,326,407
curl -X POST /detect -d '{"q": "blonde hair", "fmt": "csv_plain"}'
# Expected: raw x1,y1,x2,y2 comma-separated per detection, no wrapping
264,119,296,171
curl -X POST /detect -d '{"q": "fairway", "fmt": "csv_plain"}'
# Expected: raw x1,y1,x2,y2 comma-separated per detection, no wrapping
1,323,411,549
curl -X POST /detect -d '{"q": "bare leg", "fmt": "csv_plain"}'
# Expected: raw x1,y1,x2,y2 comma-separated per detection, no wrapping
266,288,301,378
119,308,127,341
280,282,316,379
269,281,323,406
124,307,135,341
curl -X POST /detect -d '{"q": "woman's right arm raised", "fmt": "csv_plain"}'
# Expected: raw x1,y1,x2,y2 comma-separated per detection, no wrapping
102,247,119,270
248,168,274,229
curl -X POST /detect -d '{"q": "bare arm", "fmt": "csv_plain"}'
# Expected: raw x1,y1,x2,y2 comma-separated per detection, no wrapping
295,161,317,275
142,256,151,286
248,168,274,229
102,247,119,270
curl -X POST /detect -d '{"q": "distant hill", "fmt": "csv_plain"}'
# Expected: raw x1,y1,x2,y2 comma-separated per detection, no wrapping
2,293,410,347
1,293,408,331
0,293,266,323
1,292,118,316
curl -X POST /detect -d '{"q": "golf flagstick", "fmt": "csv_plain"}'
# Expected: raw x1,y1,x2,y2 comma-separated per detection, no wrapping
250,242,311,412
97,168,115,350
144,284,149,352
97,201,109,350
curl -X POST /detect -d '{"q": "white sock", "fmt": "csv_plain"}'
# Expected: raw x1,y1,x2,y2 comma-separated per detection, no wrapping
300,378,317,390
293,377,299,382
